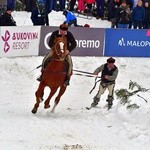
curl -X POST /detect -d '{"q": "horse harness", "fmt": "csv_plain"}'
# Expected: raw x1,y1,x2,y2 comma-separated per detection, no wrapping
52,36,68,61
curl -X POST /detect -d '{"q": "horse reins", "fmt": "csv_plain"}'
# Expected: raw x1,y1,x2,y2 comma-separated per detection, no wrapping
73,69,101,94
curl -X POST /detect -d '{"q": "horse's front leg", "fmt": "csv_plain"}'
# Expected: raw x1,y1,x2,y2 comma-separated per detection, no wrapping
31,82,45,114
44,87,58,109
51,86,67,113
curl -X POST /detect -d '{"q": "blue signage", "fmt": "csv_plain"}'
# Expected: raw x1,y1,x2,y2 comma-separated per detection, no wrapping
104,29,150,57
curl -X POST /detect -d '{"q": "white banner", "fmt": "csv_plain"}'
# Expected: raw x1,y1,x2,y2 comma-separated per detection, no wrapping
0,26,41,57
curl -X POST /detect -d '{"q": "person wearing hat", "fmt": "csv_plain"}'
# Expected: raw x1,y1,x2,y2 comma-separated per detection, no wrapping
115,0,131,28
0,7,16,26
90,57,118,109
37,23,77,86
63,10,82,27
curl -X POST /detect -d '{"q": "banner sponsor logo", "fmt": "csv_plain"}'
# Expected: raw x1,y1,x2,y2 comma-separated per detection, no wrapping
0,27,40,57
44,32,52,49
12,32,38,50
1,30,10,53
118,38,150,47
1,30,38,53
43,32,101,49
105,29,150,57
76,39,100,48
39,27,104,56
146,29,150,36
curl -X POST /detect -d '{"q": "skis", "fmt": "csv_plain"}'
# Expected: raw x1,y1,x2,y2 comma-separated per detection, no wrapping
86,106,92,110
74,11,93,20
86,104,112,110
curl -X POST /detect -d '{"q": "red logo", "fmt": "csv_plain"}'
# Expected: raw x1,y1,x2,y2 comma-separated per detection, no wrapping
146,29,150,36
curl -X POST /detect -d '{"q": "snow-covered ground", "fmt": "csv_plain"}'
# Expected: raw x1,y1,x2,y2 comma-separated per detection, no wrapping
12,10,111,28
0,11,150,150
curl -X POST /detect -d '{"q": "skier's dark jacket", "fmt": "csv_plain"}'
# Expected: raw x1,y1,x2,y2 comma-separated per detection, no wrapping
101,63,117,83
94,63,118,84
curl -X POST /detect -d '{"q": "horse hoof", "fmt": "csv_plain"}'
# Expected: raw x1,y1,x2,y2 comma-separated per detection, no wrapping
31,108,37,114
44,105,50,109
40,97,44,103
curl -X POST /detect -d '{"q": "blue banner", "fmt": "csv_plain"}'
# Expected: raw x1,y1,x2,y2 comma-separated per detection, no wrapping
104,29,150,57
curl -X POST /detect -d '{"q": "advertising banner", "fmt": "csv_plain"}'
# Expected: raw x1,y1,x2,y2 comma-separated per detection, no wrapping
71,27,104,56
0,26,40,57
105,29,150,57
39,26,104,56
39,26,58,56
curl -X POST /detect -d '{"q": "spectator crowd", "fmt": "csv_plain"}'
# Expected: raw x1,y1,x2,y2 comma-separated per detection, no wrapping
0,0,150,29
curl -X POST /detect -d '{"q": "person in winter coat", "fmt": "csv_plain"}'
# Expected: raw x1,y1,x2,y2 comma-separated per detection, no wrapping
116,0,131,28
58,0,66,11
45,0,56,13
108,0,120,28
85,0,95,12
95,0,105,19
7,0,15,10
86,0,95,6
78,0,85,13
0,7,16,26
90,57,118,109
24,0,36,12
0,0,7,16
69,0,77,11
63,10,82,27
132,0,145,29
0,0,7,6
143,1,150,29
31,3,49,26
37,23,77,86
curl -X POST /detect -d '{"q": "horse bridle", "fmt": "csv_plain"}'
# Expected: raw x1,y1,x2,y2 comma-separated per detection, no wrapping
53,38,67,60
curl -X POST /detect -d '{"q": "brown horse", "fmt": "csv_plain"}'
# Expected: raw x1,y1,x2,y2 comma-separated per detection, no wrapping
32,36,69,114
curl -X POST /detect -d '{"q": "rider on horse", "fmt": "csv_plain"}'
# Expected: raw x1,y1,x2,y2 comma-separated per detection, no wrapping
37,23,77,86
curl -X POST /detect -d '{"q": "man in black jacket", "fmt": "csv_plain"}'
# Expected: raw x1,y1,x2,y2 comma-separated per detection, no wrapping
0,7,16,26
116,0,131,28
31,2,49,26
37,23,77,86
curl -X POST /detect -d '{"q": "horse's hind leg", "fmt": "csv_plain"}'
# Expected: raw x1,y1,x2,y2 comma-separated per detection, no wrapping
31,82,45,114
44,87,58,109
51,86,67,113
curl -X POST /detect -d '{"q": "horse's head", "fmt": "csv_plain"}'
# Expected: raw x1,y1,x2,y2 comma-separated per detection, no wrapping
52,36,68,60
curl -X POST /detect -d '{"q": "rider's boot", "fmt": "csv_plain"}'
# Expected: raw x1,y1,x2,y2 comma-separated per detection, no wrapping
37,75,42,82
106,95,113,106
91,96,100,107
64,55,72,86
36,53,52,82
64,75,70,86
37,70,44,82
